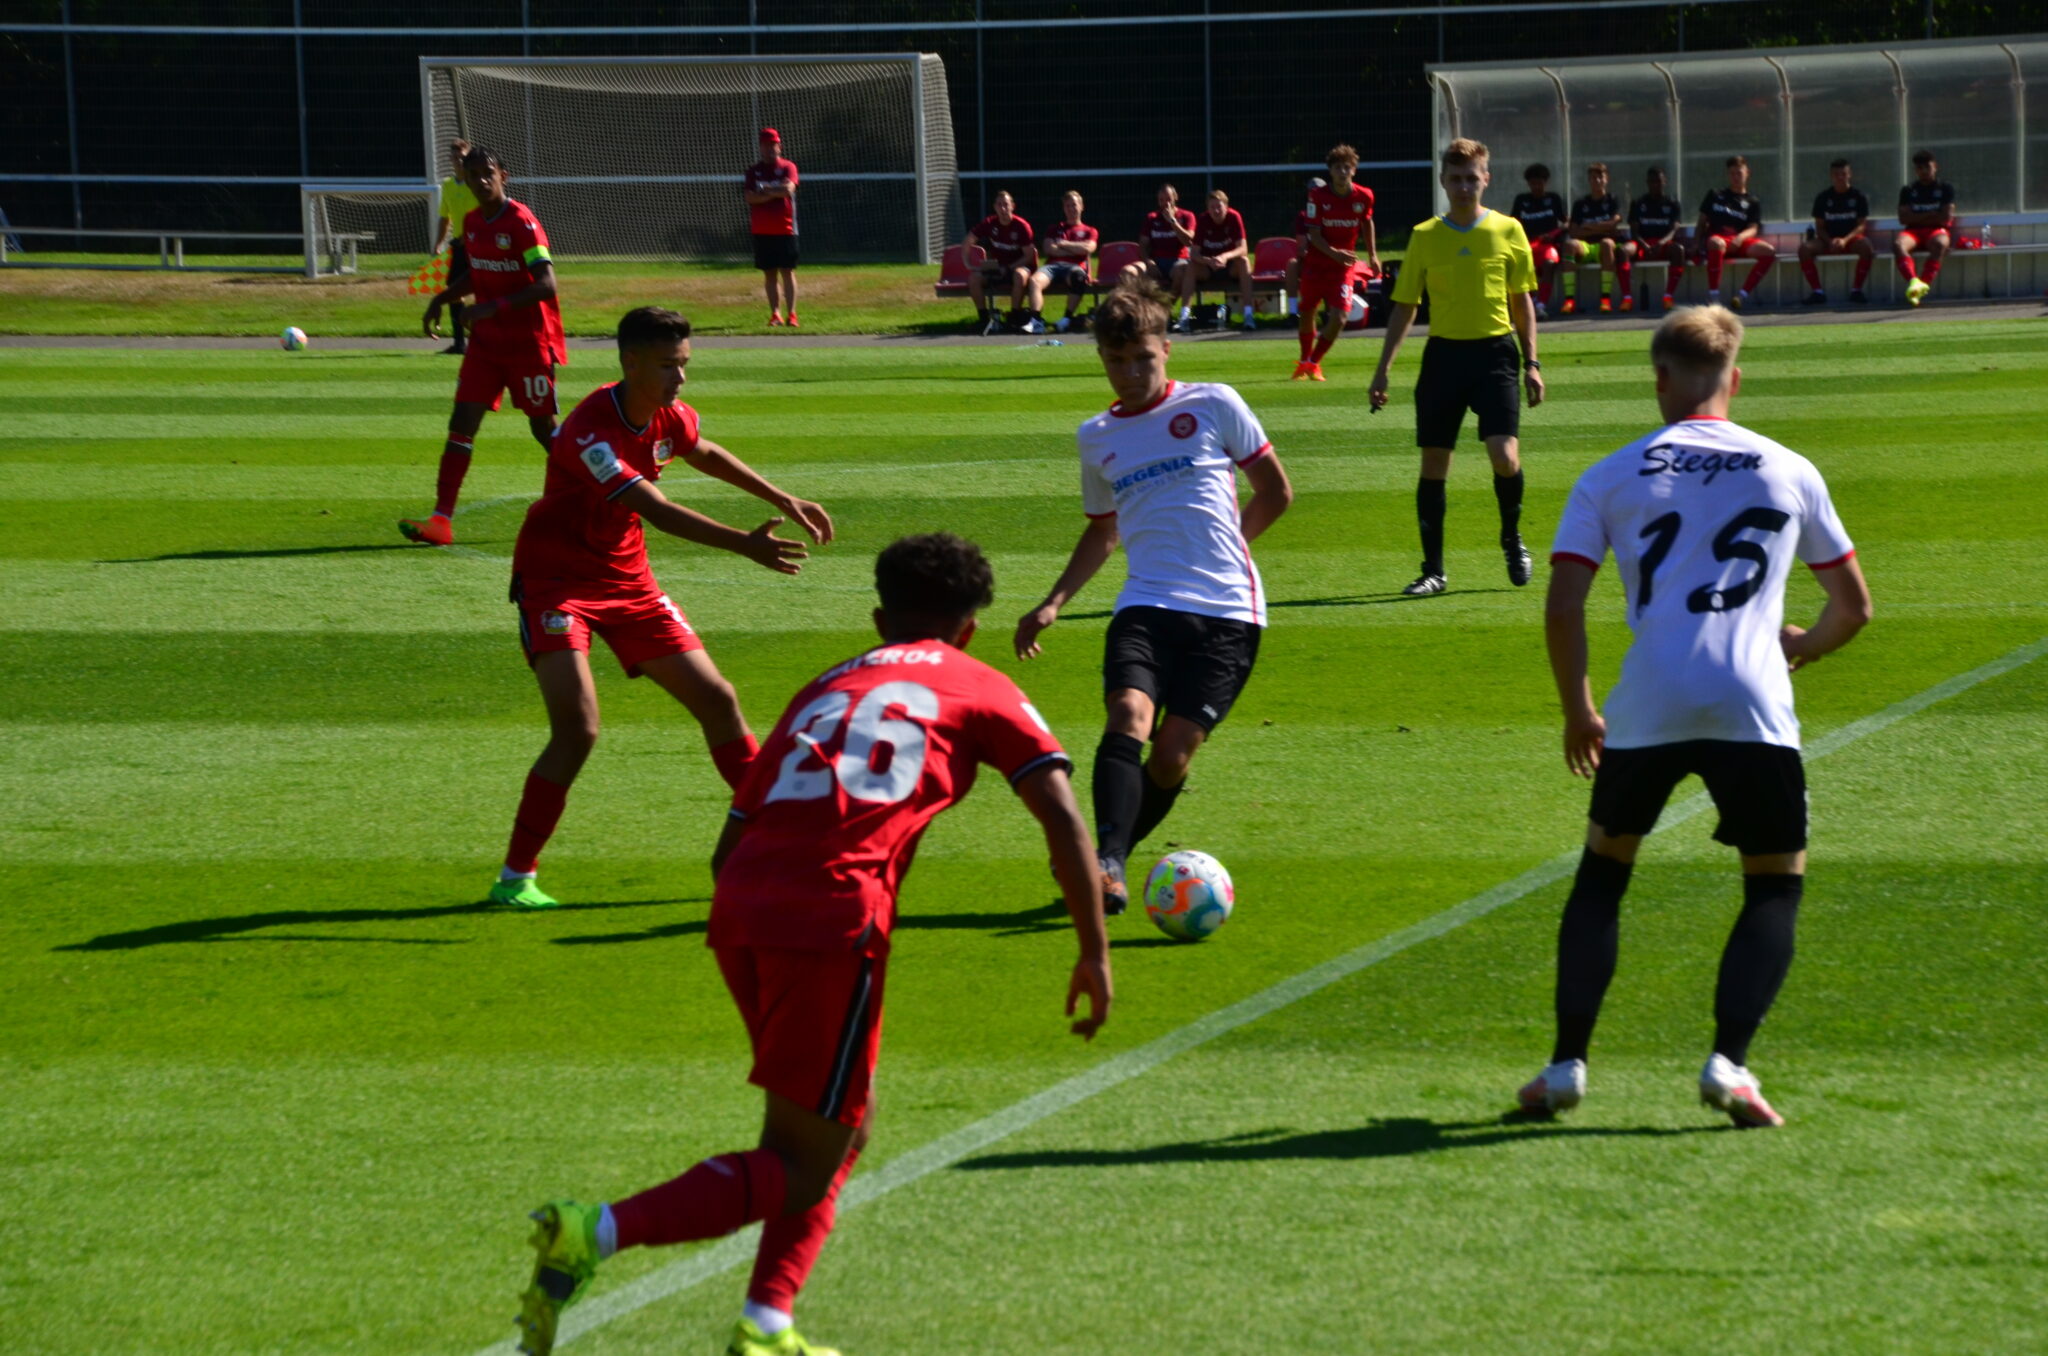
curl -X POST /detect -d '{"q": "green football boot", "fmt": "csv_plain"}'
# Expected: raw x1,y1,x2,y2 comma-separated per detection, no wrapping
490,876,560,909
726,1318,843,1356
514,1200,601,1356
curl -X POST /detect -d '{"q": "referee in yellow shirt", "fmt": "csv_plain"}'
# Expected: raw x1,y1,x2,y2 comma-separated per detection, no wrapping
1370,137,1545,597
429,138,479,355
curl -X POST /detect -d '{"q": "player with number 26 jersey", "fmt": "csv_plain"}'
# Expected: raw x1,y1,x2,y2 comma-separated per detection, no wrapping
1550,415,1853,750
713,638,1069,956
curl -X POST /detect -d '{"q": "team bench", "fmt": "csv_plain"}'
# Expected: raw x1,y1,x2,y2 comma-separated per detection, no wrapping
935,237,1308,318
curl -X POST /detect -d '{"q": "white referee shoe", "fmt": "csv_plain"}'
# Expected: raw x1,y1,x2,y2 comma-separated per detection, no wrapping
1516,1058,1587,1116
1700,1053,1785,1128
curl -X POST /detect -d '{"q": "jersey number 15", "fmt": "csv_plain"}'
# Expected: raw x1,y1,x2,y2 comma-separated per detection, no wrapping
1636,506,1792,615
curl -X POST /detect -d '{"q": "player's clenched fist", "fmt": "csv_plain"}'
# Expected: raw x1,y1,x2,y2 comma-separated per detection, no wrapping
1066,957,1113,1040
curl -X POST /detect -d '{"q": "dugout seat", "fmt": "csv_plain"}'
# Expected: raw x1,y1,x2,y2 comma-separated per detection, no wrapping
1093,241,1146,292
934,244,972,298
1249,235,1298,285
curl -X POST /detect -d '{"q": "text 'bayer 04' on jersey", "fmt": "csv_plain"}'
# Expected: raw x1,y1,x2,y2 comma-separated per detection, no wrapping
1550,416,1855,752
1077,380,1274,627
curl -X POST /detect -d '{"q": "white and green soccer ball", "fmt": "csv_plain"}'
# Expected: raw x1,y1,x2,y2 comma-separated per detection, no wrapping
1143,849,1235,942
280,326,308,351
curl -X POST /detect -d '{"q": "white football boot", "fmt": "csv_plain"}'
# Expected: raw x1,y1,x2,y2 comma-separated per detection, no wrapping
1516,1058,1587,1115
1700,1053,1785,1128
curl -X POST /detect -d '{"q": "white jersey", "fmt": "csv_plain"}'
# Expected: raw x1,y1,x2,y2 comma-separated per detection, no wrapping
1551,416,1855,750
1077,380,1273,626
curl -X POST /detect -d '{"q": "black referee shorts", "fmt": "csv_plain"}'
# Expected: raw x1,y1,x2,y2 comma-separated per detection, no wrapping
1103,605,1261,734
753,234,800,271
1415,334,1522,449
1588,739,1808,856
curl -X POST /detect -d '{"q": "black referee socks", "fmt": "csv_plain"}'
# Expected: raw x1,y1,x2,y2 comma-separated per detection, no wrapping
1131,768,1184,852
1416,477,1448,576
1714,873,1804,1067
1552,848,1633,1065
1092,732,1146,868
1493,468,1526,538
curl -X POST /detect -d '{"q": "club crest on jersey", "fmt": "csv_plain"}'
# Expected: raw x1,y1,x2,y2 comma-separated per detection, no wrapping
541,610,573,635
1169,413,1198,440
495,232,511,250
652,438,675,466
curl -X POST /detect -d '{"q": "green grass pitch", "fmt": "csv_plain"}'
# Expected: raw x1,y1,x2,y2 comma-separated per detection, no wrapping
3,320,2045,1353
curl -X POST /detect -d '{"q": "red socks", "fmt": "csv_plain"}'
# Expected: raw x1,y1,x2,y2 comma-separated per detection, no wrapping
1705,250,1724,291
1896,254,1919,282
1310,331,1337,363
505,771,569,874
748,1146,859,1312
612,1149,790,1251
1743,253,1773,293
434,435,474,518
1799,255,1822,290
710,734,760,793
1853,255,1873,288
1922,257,1943,283
1615,256,1632,297
1666,257,1685,292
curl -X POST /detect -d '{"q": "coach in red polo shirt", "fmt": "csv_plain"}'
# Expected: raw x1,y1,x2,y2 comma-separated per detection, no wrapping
744,128,801,328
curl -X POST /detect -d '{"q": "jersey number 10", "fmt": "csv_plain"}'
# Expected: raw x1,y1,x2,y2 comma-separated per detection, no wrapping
1636,506,1792,615
763,681,938,807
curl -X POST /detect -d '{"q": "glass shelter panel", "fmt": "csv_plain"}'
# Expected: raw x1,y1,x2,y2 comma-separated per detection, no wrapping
1778,51,1903,220
1899,46,2019,214
1670,59,1788,221
1436,68,1562,208
2017,42,2048,213
1556,64,1675,208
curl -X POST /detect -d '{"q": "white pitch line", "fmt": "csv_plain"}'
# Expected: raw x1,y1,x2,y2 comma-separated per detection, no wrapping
474,633,2047,1355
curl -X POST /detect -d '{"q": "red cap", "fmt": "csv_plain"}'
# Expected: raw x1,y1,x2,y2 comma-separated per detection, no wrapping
759,127,780,142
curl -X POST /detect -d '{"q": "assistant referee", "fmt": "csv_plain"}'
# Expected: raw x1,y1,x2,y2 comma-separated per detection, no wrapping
1369,137,1545,597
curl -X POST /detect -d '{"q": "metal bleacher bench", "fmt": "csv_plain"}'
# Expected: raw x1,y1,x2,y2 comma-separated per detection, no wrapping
0,225,373,274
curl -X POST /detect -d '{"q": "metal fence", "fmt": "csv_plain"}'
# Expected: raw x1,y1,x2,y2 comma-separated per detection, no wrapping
2,1,2038,261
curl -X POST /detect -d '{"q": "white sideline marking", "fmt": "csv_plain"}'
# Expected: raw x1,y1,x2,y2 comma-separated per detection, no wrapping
475,634,2046,1354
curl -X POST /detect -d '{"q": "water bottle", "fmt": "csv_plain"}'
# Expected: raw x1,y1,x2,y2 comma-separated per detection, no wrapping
1980,220,1994,248
1036,338,1063,347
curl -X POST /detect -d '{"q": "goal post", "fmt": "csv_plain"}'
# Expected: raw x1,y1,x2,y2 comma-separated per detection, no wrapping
301,183,440,279
419,54,961,265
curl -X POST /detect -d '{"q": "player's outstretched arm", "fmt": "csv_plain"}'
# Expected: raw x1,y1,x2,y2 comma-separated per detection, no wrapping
1015,517,1119,659
1545,559,1605,777
1368,302,1419,412
617,480,809,574
1238,450,1294,542
1017,764,1112,1040
682,436,834,544
1782,555,1872,671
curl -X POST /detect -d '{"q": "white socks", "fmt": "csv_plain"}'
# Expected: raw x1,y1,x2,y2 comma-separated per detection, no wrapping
594,1203,618,1259
744,1300,793,1335
500,866,536,882
1178,305,1192,321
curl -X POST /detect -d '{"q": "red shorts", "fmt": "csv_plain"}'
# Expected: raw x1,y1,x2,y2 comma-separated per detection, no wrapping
456,343,558,417
717,946,886,1128
1531,240,1561,267
516,582,703,676
1895,227,1949,252
1702,232,1770,258
1298,266,1357,314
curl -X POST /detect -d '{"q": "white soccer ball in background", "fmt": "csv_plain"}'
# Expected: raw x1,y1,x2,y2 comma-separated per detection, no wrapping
1144,850,1235,942
280,326,308,351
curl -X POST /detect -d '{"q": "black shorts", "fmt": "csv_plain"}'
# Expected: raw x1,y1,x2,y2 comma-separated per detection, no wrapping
753,234,800,271
1588,740,1808,856
446,240,471,292
1416,334,1522,449
1103,605,1261,734
1040,260,1091,292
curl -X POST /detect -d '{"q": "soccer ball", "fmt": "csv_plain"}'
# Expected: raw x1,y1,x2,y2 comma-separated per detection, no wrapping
1143,850,1235,942
280,326,308,351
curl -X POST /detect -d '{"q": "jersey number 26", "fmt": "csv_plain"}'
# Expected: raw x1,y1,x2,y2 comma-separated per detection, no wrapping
763,681,937,807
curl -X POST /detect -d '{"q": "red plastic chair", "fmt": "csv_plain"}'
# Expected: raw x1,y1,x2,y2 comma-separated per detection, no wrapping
1249,235,1298,284
934,244,972,298
1093,240,1146,292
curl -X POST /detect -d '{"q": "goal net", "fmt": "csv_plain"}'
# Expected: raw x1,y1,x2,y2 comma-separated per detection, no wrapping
301,184,440,278
420,54,960,264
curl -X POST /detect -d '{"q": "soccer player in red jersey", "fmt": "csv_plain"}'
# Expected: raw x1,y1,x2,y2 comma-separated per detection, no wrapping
1123,182,1197,291
489,306,834,910
1175,188,1255,333
744,127,802,327
1894,148,1957,306
512,533,1111,1356
1294,143,1379,381
402,146,567,547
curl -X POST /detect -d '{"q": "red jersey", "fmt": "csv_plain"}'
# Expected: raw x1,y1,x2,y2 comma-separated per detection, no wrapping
1043,221,1099,264
710,640,1070,956
1194,207,1246,257
1294,209,1310,239
745,157,799,236
512,383,701,592
1304,182,1374,275
970,213,1035,268
1144,208,1197,264
461,197,566,364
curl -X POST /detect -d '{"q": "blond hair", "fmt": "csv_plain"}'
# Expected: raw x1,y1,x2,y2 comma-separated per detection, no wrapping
1442,138,1489,169
1207,188,1230,204
1651,305,1743,375
1093,279,1172,348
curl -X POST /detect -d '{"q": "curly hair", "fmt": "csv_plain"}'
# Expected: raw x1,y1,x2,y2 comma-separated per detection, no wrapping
875,533,996,622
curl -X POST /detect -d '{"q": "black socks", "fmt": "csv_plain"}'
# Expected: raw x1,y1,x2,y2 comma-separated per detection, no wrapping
1494,468,1525,538
1416,477,1447,576
1552,849,1633,1064
1131,768,1184,850
1714,874,1804,1067
1091,732,1145,868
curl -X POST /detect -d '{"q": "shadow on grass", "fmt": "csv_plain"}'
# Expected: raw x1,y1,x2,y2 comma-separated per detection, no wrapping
101,543,425,564
551,899,1077,946
56,896,705,951
956,1116,1725,1170
1269,588,1517,610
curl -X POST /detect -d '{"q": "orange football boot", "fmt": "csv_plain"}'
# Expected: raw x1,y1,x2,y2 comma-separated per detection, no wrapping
399,515,453,546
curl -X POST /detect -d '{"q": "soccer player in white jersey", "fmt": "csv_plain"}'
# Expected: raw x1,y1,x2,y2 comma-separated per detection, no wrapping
1525,306,1871,1128
1014,280,1294,913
